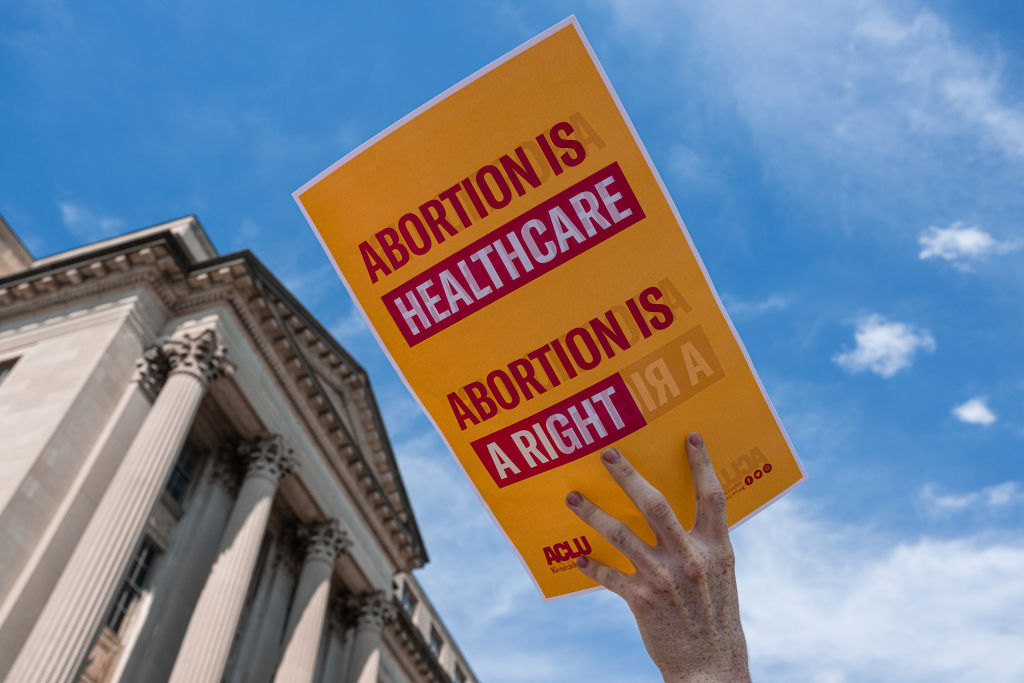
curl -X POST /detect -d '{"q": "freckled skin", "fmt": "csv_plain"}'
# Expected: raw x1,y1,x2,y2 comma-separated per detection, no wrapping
566,434,751,682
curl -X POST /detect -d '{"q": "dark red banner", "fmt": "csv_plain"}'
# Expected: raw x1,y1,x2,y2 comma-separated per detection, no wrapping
382,163,645,346
471,372,647,488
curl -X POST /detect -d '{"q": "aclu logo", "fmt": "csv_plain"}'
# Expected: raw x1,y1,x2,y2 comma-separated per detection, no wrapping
543,535,592,566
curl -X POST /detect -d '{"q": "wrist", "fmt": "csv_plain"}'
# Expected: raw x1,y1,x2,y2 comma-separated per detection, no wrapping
664,667,752,683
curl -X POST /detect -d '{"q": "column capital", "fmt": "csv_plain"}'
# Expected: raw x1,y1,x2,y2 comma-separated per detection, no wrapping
347,590,396,630
238,434,295,484
209,447,243,496
300,519,351,566
134,345,170,400
162,328,234,384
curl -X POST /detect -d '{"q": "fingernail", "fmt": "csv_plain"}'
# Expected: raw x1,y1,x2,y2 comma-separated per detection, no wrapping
566,491,582,507
601,448,619,464
576,555,590,569
689,433,704,448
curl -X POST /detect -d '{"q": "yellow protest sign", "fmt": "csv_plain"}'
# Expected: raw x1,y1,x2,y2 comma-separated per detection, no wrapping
294,17,805,599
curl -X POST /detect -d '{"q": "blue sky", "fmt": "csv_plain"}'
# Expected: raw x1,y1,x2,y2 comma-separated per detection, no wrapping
3,1,1024,681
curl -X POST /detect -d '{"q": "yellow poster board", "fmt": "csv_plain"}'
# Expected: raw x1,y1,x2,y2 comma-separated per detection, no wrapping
295,17,805,599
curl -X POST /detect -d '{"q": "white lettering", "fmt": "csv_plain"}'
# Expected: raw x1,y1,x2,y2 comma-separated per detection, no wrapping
595,176,632,222
569,190,610,237
511,429,549,468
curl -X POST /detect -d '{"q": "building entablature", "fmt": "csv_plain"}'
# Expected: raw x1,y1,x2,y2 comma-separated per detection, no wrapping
0,217,427,574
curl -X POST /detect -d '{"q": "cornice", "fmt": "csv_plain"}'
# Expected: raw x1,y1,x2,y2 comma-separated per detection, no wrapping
0,228,427,569
386,599,454,683
215,283,421,569
0,260,178,322
246,279,423,568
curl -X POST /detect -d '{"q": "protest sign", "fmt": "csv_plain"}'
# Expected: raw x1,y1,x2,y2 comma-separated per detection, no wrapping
294,17,805,599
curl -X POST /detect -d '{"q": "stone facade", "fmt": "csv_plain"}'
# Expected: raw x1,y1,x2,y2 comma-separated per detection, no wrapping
0,216,476,683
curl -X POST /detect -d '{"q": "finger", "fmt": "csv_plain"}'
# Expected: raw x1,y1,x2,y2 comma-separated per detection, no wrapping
575,554,630,596
685,432,729,540
598,448,686,547
566,490,651,564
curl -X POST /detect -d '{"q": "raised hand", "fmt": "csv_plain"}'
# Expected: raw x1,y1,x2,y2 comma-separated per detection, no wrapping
565,433,750,682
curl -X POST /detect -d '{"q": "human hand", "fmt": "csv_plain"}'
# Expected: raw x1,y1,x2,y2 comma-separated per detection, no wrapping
565,433,750,682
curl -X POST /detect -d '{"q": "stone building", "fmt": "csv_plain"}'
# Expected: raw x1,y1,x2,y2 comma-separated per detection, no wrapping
0,215,477,683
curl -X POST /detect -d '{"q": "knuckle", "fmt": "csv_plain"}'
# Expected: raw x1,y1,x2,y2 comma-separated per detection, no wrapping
714,542,736,569
616,463,637,482
608,523,632,548
630,583,657,611
718,551,736,571
648,563,675,590
575,498,595,520
701,487,728,512
681,556,709,582
642,494,673,520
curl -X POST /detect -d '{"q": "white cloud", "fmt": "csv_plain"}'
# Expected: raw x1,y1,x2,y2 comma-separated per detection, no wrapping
833,314,936,377
919,222,1020,267
406,451,1024,683
596,0,1024,234
952,396,997,425
919,482,1023,516
329,305,373,343
234,218,263,244
396,406,1024,683
57,201,125,242
668,143,719,187
734,499,1024,682
378,390,429,440
396,428,662,682
723,293,790,319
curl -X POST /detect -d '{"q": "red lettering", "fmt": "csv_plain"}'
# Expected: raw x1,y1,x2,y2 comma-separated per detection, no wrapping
476,165,512,210
375,227,410,270
499,147,542,196
589,311,629,358
418,199,459,243
545,536,592,565
438,184,473,229
565,327,600,370
572,536,592,555
549,338,578,380
526,345,562,388
486,369,520,410
397,213,430,255
550,121,586,167
640,286,674,330
448,392,479,430
464,382,497,421
626,297,652,339
536,131,563,176
354,119,596,286
358,241,391,284
507,357,546,400
461,177,489,219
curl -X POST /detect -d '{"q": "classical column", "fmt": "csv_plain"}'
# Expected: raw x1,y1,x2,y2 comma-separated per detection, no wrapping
4,328,231,683
344,591,395,683
317,603,349,683
118,449,241,683
168,435,294,683
273,520,351,683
